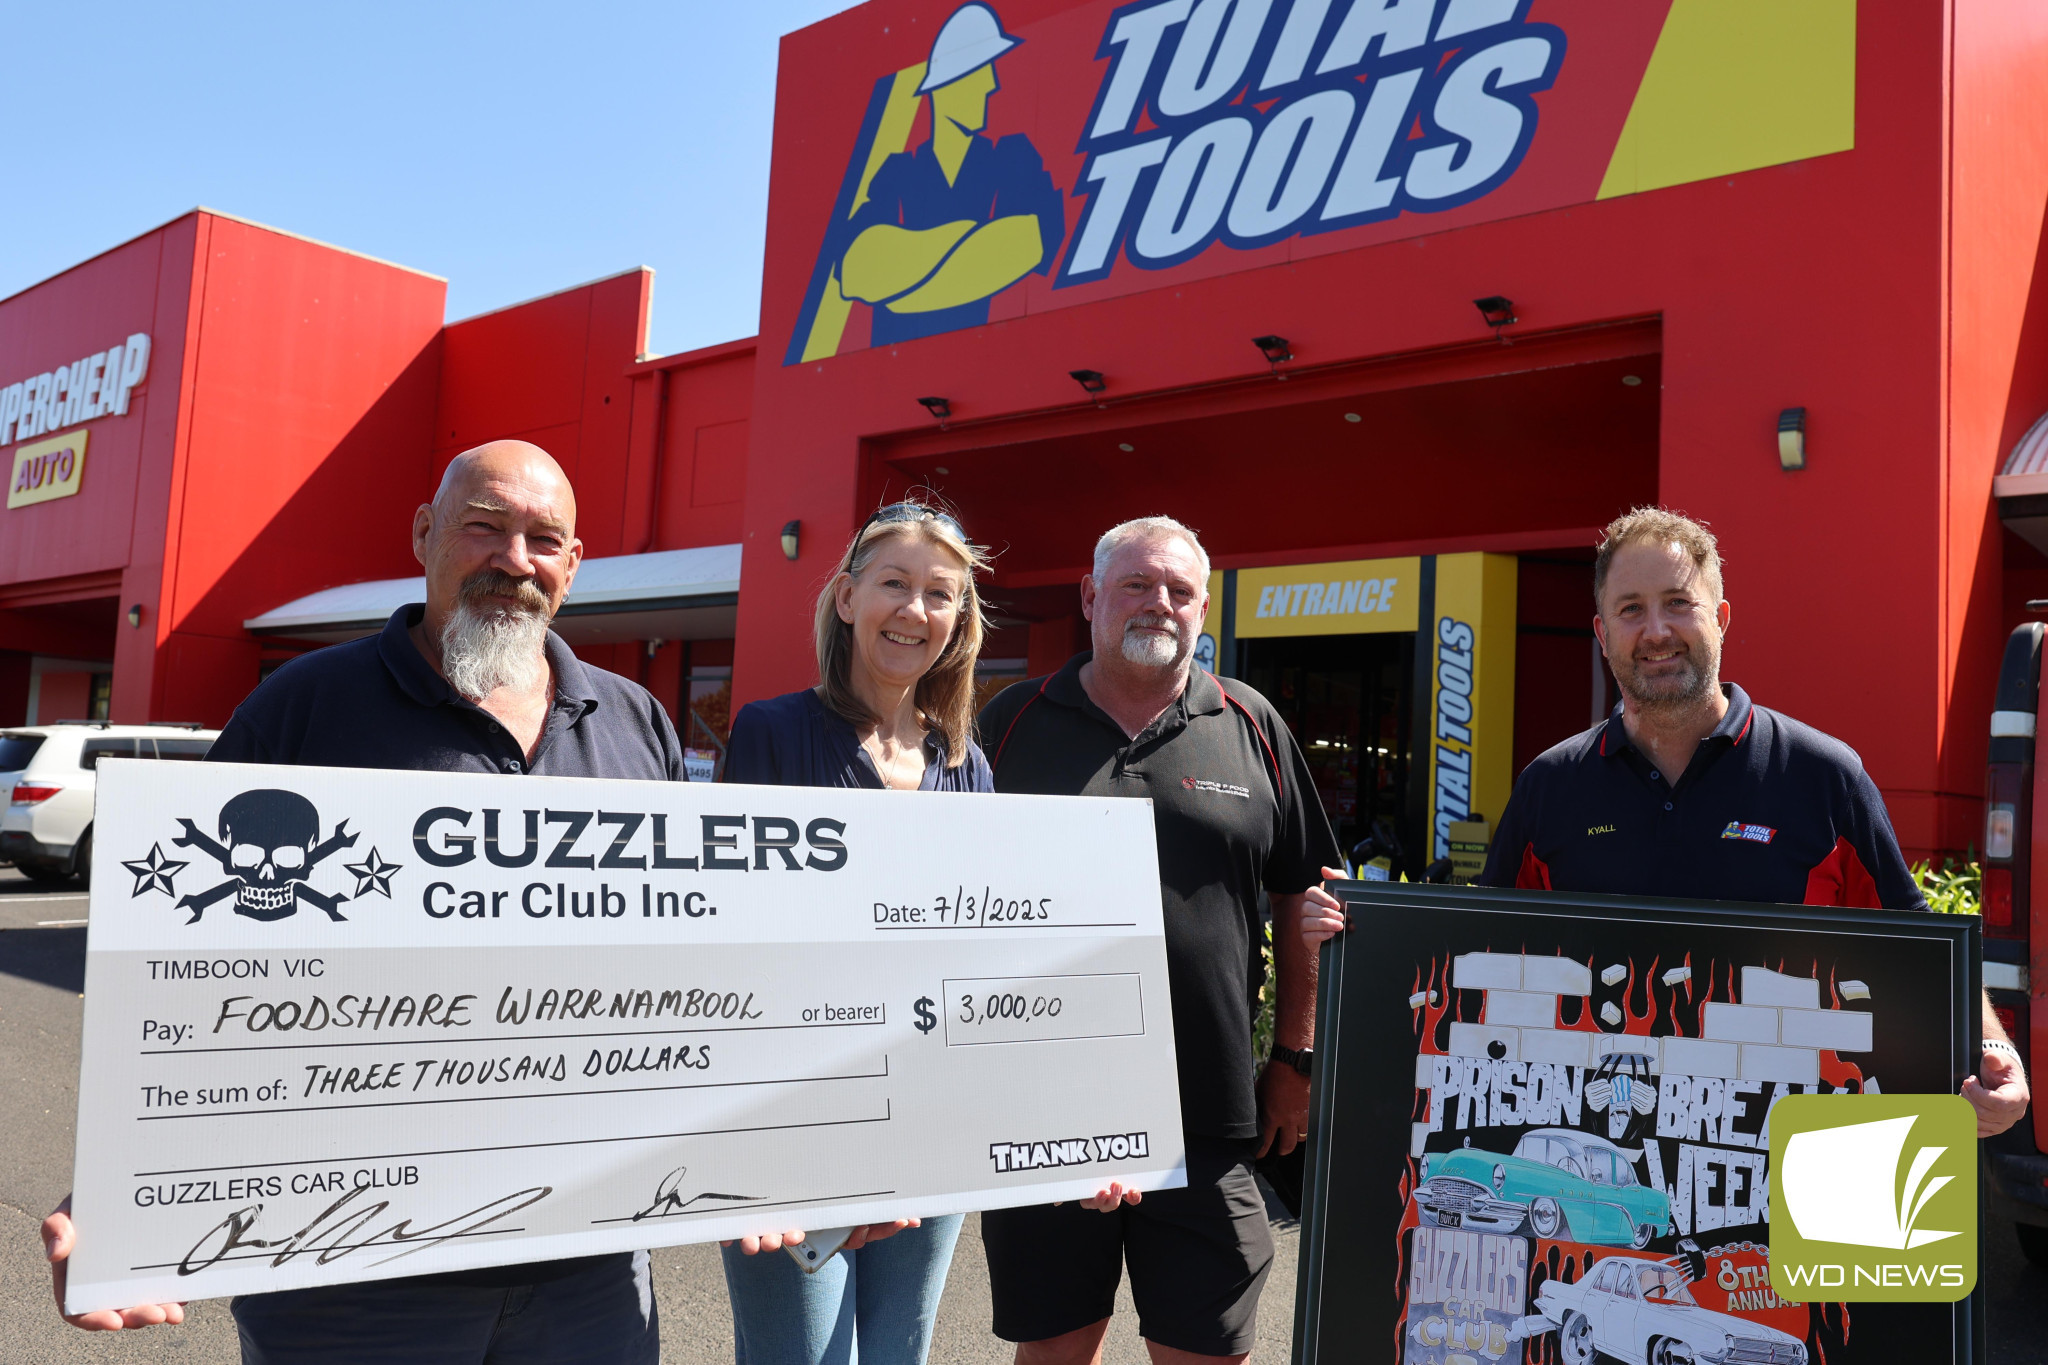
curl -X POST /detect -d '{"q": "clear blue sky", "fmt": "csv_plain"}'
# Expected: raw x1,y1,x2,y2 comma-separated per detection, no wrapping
0,1,865,358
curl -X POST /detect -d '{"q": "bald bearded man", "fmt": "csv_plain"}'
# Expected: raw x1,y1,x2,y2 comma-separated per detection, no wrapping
43,442,681,1362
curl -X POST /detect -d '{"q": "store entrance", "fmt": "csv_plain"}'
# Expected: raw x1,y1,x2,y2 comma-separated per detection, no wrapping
865,325,1657,875
1239,632,1415,869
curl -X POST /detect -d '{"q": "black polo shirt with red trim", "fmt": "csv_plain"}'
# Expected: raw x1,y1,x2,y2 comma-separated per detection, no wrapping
977,652,1341,1140
1477,683,1924,911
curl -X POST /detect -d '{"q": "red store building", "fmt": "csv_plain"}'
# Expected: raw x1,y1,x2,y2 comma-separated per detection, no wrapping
5,0,2048,879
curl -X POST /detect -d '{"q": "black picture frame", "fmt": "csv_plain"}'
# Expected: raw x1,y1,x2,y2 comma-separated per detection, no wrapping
1292,881,1983,1365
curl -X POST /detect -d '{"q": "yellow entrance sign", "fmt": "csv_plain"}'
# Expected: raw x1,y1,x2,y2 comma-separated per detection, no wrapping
1235,557,1420,637
8,428,87,509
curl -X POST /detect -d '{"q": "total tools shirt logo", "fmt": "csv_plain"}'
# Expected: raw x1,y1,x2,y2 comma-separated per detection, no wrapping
1058,0,1565,284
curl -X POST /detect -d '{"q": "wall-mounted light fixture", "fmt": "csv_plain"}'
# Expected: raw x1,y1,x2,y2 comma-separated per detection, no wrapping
1068,369,1107,403
1473,296,1517,339
1252,335,1293,373
127,603,144,628
1777,407,1807,470
780,520,802,560
916,395,951,426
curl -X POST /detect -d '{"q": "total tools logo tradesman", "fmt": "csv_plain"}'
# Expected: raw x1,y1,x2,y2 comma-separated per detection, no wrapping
122,789,401,925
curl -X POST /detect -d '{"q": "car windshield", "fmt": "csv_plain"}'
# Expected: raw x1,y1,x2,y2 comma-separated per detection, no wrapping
1638,1265,1697,1304
0,735,44,770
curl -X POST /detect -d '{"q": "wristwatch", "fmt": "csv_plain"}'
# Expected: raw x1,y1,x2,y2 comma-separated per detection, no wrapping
1983,1038,2026,1070
1269,1044,1313,1077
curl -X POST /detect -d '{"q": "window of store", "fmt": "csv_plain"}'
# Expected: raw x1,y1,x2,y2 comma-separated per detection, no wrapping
682,664,732,782
974,656,1028,714
1240,633,1414,863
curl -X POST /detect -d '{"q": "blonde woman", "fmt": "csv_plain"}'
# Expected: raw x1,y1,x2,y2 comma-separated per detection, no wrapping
718,502,992,1365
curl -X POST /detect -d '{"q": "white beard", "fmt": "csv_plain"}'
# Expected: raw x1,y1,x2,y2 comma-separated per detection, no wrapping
441,601,550,701
1120,618,1185,668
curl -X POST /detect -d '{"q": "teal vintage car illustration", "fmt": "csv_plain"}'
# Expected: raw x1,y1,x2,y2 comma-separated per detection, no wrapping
1419,1127,1673,1248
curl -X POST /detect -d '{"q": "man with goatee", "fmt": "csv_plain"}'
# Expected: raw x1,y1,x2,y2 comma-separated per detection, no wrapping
975,516,1344,1365
43,441,679,1360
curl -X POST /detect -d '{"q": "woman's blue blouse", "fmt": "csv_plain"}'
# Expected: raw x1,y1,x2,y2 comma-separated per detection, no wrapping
722,687,994,793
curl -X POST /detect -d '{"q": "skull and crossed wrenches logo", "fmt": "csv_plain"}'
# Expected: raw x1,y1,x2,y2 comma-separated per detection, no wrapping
120,789,402,925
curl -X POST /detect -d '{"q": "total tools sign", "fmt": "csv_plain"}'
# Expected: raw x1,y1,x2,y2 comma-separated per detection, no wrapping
783,0,1854,363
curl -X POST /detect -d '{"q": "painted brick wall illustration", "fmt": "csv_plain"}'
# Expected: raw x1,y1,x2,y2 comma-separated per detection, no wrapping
1441,956,1872,1086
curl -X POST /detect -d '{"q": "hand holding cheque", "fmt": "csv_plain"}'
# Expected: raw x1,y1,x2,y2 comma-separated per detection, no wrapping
56,759,1187,1315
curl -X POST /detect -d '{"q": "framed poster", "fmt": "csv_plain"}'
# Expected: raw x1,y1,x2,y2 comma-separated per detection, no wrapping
1292,882,1981,1365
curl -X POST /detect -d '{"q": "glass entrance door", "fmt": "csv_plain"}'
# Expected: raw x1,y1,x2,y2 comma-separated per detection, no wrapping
1238,633,1414,865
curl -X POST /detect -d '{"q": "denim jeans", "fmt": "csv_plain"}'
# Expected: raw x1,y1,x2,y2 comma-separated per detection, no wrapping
230,1251,658,1364
719,1215,964,1365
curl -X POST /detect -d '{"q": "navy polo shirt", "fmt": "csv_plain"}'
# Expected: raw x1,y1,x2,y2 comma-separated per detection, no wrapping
1477,684,1924,911
208,603,682,1289
977,653,1342,1140
724,687,993,792
211,605,683,782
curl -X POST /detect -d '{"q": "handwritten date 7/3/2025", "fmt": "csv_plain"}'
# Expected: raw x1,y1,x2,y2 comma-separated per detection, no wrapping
873,887,1052,926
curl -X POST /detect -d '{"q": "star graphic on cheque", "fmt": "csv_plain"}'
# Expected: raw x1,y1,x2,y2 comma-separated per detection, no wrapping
343,847,402,899
122,843,188,899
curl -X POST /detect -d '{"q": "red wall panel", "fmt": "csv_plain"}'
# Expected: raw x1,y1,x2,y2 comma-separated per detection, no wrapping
146,214,447,723
433,270,652,557
1935,0,2048,849
645,344,756,553
33,672,90,725
0,224,190,590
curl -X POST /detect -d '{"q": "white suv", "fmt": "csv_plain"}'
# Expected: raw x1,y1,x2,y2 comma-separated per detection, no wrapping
1,723,219,885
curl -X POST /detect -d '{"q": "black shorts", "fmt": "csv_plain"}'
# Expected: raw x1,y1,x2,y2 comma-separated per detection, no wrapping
981,1136,1275,1356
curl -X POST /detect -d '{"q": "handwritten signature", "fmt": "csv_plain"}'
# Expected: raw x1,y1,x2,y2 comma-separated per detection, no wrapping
179,1184,552,1276
632,1167,764,1222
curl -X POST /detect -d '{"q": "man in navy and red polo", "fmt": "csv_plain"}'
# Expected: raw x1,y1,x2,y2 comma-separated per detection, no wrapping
1477,507,2028,1138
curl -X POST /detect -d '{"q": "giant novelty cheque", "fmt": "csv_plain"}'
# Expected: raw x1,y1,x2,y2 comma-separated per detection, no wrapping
1292,883,1980,1365
64,761,1187,1314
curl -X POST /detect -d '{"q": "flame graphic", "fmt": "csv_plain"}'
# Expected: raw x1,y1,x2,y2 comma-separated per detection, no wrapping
1817,965,1866,1089
1556,952,1603,1032
1624,954,1661,1035
1414,954,1453,1055
1808,1299,1854,1363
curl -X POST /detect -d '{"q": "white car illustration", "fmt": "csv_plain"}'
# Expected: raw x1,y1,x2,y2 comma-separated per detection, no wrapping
1535,1255,1808,1365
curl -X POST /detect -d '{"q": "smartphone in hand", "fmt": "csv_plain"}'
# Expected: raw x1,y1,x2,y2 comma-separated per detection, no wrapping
784,1227,855,1274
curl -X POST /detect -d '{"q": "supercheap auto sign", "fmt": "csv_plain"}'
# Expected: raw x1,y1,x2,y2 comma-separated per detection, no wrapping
783,0,1855,363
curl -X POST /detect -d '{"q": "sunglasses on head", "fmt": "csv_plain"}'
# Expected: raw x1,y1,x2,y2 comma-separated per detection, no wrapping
846,502,969,566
